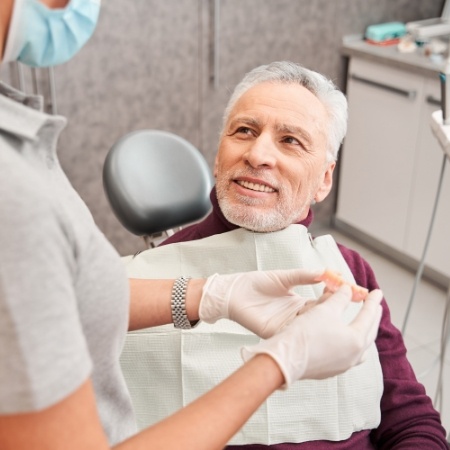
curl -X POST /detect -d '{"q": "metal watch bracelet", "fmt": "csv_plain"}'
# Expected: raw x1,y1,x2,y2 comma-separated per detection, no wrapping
171,276,198,329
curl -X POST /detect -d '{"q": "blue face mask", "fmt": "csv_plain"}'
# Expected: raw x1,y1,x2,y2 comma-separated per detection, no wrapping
3,0,101,68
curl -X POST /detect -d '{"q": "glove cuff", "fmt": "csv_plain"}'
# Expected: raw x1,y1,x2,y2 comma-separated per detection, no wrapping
199,273,228,323
241,344,293,390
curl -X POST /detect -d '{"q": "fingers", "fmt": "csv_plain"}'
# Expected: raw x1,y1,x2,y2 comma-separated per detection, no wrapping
350,289,383,342
295,299,318,315
296,284,353,316
293,286,352,325
271,269,368,302
315,269,369,302
315,289,336,304
319,283,353,309
363,289,384,310
271,269,324,289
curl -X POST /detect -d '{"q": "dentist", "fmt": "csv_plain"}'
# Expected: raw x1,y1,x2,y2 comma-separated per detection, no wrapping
0,2,383,449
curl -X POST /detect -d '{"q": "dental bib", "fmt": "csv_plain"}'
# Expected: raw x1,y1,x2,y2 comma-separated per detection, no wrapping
121,225,383,445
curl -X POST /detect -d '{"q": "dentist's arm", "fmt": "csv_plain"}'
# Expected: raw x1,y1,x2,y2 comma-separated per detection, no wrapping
0,354,283,450
0,285,382,450
128,278,204,331
128,269,323,334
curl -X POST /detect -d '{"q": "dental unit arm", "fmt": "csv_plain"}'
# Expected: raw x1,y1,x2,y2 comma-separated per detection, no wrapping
402,62,450,422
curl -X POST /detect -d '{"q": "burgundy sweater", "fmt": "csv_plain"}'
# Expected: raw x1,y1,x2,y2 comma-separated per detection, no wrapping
161,189,449,449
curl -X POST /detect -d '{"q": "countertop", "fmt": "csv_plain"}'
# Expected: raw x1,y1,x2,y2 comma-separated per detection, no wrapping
342,34,447,78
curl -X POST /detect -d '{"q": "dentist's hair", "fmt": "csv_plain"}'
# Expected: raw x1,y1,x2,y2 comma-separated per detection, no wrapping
222,61,348,162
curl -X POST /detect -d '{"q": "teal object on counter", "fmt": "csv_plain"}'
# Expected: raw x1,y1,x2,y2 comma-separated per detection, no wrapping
365,22,406,42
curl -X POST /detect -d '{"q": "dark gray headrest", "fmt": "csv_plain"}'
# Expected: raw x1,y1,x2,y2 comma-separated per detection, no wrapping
103,130,213,236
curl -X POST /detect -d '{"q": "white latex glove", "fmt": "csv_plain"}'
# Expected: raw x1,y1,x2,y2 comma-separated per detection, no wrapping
200,269,323,338
241,285,383,386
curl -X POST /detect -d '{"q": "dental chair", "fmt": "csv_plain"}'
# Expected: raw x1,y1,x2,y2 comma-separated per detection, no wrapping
103,129,213,248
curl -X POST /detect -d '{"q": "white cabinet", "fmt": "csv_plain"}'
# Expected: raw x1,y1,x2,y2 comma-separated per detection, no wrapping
336,57,450,281
404,78,450,274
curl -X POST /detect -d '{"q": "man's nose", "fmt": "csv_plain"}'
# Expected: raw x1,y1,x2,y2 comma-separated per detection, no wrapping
243,135,277,168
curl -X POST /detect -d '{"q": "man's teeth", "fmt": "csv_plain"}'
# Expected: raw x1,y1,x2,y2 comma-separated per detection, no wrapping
237,180,275,193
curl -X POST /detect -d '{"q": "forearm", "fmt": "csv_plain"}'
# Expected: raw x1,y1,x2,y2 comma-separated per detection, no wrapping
0,356,282,450
128,278,205,331
115,353,284,450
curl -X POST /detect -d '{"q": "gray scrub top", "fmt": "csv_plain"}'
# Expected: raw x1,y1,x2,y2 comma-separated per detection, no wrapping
0,81,136,445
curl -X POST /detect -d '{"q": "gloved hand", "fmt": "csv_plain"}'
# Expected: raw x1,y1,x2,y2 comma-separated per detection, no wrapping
241,285,383,386
200,269,322,338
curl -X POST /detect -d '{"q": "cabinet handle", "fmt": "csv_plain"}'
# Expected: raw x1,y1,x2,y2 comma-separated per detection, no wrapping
350,74,416,100
426,95,441,106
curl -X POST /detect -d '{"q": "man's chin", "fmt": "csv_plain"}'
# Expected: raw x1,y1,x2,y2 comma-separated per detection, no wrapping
240,224,288,233
223,212,288,233
218,198,293,232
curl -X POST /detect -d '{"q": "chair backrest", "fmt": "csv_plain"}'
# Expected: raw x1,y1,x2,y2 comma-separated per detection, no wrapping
103,130,213,245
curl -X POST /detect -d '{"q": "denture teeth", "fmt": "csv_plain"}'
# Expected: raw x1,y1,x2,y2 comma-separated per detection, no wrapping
238,180,275,193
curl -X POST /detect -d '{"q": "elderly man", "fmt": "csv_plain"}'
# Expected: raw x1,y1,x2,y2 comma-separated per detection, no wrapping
122,62,448,449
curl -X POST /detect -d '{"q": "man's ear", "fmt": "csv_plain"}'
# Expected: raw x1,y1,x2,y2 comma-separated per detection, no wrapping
314,161,336,203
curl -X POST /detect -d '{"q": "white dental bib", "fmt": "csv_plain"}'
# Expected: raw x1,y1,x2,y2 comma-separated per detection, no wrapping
121,225,383,445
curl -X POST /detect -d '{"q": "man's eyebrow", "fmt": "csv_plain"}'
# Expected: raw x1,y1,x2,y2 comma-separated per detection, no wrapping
276,124,313,146
228,116,262,129
227,117,314,147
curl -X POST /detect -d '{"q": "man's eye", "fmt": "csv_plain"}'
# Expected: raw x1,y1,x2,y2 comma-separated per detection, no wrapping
283,136,301,145
235,126,253,135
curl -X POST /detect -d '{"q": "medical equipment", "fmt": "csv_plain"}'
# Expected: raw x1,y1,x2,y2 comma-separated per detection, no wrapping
441,64,450,124
401,73,450,419
441,73,449,124
102,129,213,248
406,0,450,40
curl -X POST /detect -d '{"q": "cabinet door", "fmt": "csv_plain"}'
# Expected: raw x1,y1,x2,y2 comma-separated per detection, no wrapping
336,58,424,252
404,78,450,278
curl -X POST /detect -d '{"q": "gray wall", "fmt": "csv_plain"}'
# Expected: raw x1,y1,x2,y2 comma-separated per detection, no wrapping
2,0,444,255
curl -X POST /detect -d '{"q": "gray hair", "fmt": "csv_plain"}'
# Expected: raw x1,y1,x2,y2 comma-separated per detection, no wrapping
222,61,348,161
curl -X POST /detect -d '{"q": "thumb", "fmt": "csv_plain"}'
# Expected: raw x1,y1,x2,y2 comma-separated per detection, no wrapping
319,284,353,311
272,269,324,289
349,289,383,341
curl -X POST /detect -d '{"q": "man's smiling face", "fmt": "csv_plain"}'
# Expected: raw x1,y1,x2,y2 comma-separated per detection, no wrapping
214,81,336,232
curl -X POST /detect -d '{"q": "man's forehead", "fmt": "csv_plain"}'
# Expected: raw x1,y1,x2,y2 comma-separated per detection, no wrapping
229,82,326,120
240,81,318,103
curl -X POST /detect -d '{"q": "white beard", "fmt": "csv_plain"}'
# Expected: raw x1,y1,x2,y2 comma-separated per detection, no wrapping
216,178,315,232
